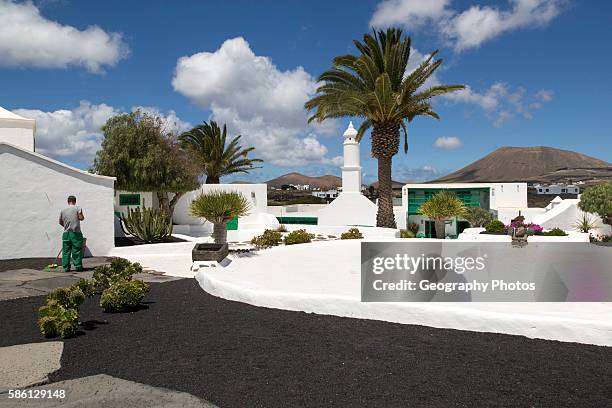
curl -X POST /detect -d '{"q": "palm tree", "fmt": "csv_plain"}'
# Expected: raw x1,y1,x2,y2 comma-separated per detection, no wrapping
305,28,464,228
190,191,251,244
419,191,466,239
179,121,263,184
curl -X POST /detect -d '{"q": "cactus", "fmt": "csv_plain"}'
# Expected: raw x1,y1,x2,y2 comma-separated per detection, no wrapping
122,206,173,243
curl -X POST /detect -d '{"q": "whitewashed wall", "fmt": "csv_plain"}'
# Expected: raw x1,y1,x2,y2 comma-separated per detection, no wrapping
318,192,377,226
173,184,270,226
0,144,115,259
490,183,528,209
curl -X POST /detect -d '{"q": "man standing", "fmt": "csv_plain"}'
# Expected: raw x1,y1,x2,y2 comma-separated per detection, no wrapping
59,195,85,272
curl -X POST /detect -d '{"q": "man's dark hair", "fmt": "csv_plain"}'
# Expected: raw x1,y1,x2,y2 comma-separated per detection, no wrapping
67,195,77,204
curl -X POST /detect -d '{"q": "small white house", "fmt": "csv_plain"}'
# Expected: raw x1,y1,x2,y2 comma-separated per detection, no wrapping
401,182,529,238
312,189,339,199
534,184,580,195
0,143,115,259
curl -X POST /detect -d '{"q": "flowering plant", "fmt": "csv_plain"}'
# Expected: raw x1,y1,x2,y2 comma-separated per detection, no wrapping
504,222,543,235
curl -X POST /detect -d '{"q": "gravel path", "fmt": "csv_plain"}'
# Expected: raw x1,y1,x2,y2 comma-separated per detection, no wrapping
2,279,612,407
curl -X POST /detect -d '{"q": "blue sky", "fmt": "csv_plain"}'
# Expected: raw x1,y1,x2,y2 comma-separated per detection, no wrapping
1,0,610,183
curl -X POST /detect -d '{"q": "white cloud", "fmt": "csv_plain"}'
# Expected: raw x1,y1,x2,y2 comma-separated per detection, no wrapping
371,0,564,52
394,164,447,182
13,102,189,165
443,82,553,126
0,0,129,72
434,136,463,149
370,0,451,29
172,37,338,166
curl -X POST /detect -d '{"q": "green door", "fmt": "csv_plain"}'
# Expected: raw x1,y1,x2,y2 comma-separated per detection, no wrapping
226,216,238,230
425,221,436,238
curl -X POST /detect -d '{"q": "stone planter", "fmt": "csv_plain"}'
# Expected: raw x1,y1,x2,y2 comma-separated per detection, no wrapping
192,243,228,262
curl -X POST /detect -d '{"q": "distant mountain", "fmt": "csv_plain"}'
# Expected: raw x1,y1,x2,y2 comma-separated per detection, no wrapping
432,146,610,183
266,172,341,189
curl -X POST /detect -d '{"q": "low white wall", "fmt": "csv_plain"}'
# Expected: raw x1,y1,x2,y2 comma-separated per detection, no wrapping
0,144,115,259
496,207,546,224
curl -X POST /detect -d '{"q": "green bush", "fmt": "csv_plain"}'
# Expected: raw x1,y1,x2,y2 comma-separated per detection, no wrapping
464,207,494,227
340,228,363,240
485,220,505,233
283,229,314,245
93,258,142,289
400,229,416,238
38,300,79,338
122,206,173,243
251,229,283,248
100,279,150,312
543,227,568,236
37,279,95,338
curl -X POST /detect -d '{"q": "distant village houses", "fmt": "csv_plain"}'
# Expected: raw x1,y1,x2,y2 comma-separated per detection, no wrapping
534,183,580,195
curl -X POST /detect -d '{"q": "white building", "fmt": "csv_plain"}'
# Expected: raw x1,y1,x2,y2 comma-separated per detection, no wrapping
534,183,580,195
401,182,529,238
0,143,115,259
318,122,378,226
312,189,338,199
0,106,35,151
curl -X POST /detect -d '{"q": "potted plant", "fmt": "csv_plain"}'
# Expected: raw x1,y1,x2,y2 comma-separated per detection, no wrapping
189,191,251,262
419,191,466,239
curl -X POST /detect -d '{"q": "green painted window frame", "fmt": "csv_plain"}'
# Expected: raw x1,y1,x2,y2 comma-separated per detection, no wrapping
119,193,141,206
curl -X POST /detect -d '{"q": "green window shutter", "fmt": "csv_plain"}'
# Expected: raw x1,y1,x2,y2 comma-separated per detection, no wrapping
226,216,239,230
119,193,141,206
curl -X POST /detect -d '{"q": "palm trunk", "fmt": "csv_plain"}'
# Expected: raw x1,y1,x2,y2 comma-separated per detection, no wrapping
206,175,220,184
371,122,400,229
434,220,446,239
376,156,397,228
212,222,227,244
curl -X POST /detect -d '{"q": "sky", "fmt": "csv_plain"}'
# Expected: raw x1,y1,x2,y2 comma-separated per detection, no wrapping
1,0,611,183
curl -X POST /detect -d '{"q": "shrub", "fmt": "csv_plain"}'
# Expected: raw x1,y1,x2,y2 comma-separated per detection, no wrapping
37,279,95,338
578,183,612,227
406,223,419,235
283,229,315,245
276,224,288,232
251,229,283,248
123,206,173,243
574,212,599,233
464,207,494,227
38,300,79,338
400,229,416,238
341,228,363,240
485,220,505,233
543,227,568,236
100,279,150,312
93,258,142,289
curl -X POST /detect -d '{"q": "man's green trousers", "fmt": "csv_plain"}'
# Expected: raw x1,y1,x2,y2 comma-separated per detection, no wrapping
62,231,83,272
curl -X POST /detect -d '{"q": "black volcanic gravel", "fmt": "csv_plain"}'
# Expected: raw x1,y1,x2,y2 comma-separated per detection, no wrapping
2,279,612,407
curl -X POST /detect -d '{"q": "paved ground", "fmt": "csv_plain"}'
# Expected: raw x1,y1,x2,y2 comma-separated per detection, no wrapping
0,374,216,408
0,257,181,301
2,279,612,407
0,342,63,390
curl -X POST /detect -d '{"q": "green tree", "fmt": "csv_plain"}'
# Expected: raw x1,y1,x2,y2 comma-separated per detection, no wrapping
92,111,200,217
464,206,494,228
419,191,466,239
179,121,262,184
305,28,464,228
189,191,251,244
578,183,612,227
